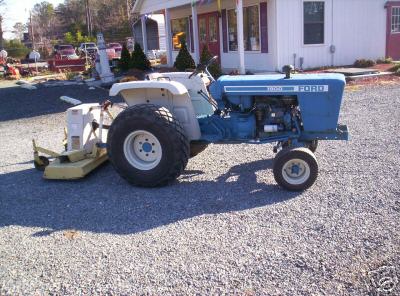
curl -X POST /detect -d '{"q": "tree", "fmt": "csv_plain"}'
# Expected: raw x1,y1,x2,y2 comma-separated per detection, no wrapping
63,30,94,46
12,22,26,40
64,32,75,44
131,43,151,71
3,0,136,50
200,44,222,78
31,2,56,41
118,43,132,71
55,0,131,41
174,38,195,71
4,39,30,59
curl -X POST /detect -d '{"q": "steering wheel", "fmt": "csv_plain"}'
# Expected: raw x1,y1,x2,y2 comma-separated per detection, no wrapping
189,55,218,79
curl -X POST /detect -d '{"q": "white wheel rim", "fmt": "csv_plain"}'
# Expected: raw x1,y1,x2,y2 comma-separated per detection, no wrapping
281,158,311,185
123,130,162,170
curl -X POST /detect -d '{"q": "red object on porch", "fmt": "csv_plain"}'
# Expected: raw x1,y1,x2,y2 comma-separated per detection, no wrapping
48,59,87,72
198,12,220,59
385,1,400,60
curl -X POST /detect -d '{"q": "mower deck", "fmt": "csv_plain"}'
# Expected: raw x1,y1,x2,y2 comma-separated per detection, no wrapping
43,149,108,180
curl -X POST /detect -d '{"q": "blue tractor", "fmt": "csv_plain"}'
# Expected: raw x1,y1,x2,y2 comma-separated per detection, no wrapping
108,57,349,191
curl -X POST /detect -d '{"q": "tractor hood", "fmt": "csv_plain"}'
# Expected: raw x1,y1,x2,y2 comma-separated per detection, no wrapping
209,73,346,133
209,73,346,100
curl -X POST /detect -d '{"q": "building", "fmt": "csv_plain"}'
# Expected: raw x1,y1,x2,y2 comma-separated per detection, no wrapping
133,0,400,73
133,14,167,53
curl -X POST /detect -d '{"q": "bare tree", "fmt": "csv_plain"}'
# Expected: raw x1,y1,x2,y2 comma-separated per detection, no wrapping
84,0,93,37
31,1,55,42
12,22,26,40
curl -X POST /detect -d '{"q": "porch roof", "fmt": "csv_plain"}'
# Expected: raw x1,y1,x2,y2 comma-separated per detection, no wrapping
133,0,193,15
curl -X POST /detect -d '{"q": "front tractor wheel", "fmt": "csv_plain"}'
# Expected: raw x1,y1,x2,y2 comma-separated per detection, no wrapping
273,147,318,191
107,104,189,187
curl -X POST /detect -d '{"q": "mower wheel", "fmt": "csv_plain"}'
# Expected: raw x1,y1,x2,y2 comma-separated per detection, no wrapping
107,104,189,187
34,156,50,171
190,141,208,158
273,147,318,191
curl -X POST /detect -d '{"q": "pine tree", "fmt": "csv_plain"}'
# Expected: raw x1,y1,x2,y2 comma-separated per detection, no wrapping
119,43,132,72
131,43,151,71
200,45,222,79
173,38,195,71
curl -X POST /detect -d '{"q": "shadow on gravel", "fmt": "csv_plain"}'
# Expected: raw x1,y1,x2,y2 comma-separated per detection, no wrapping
0,159,300,235
0,85,122,122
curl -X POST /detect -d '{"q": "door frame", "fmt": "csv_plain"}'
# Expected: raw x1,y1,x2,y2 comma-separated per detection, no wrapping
197,11,221,60
385,1,400,59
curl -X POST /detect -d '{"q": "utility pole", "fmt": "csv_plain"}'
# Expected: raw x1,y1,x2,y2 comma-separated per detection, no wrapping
0,15,3,49
0,0,3,49
30,11,35,50
85,0,93,37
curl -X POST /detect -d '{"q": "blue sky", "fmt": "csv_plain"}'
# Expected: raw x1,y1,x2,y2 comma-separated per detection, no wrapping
2,0,64,39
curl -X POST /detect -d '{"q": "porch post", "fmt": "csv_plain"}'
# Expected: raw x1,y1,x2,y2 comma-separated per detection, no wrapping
236,0,245,74
165,8,174,67
191,4,200,65
141,15,148,54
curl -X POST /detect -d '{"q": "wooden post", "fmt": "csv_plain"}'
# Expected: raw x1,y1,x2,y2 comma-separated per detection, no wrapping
141,15,148,54
165,9,173,67
191,4,200,65
236,0,245,74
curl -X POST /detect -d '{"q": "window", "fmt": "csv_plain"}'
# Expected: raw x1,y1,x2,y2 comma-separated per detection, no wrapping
171,18,190,50
304,1,324,45
209,16,218,42
227,5,260,51
392,7,400,33
199,18,207,43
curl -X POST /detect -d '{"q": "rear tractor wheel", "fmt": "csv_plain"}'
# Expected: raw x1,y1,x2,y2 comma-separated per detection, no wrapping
273,147,318,191
107,104,189,187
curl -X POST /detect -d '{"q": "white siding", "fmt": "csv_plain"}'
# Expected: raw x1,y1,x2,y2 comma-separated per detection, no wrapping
276,0,387,70
150,14,167,51
169,0,277,72
331,0,386,66
133,15,166,51
140,0,387,71
140,0,191,14
220,0,277,72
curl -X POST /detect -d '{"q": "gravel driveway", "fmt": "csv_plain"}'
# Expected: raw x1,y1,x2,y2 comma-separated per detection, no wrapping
0,82,399,295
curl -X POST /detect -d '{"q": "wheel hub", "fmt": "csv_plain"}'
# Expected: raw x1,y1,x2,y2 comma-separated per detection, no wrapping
123,130,162,170
282,158,310,185
142,142,152,153
291,164,301,175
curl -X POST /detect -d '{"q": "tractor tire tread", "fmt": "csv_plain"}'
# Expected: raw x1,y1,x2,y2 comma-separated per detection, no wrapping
273,147,318,191
107,104,189,187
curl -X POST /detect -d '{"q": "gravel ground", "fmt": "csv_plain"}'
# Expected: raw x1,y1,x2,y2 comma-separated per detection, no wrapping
0,82,399,295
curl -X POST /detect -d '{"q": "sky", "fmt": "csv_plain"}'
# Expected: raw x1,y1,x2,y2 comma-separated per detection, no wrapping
2,0,64,39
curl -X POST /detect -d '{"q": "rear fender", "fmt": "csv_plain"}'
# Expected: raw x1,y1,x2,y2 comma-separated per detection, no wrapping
110,81,201,140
